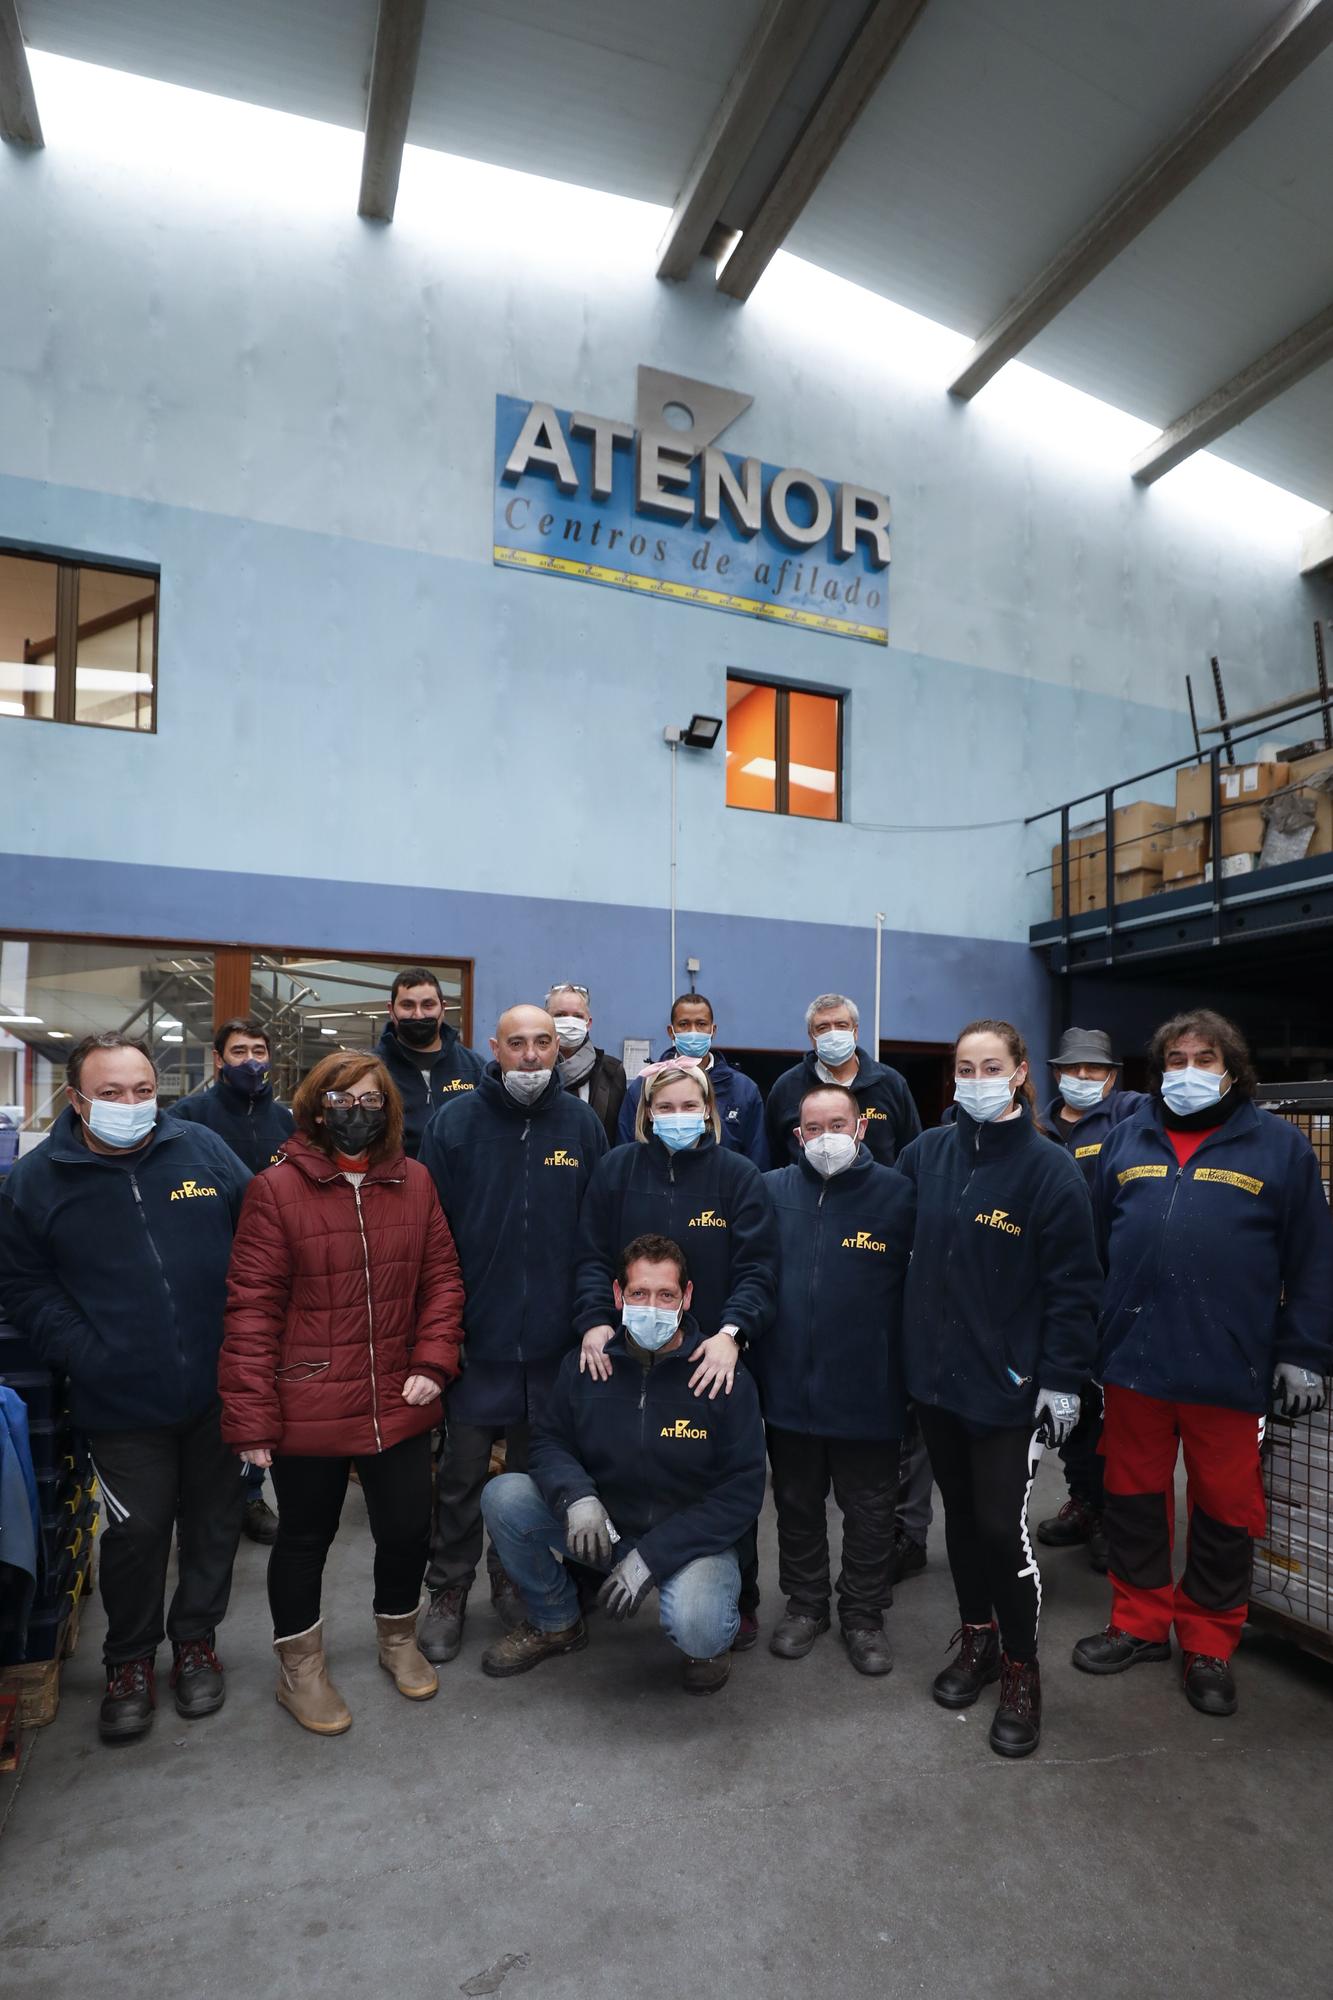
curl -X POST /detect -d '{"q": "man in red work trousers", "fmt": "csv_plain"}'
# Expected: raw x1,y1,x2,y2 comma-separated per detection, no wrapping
1073,1009,1333,1717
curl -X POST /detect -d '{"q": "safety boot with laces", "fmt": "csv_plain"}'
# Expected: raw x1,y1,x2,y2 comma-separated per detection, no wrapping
99,1656,157,1743
931,1621,1001,1708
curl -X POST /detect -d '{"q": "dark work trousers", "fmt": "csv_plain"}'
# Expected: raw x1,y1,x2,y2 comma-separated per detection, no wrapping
1059,1382,1105,1509
766,1426,899,1630
427,1421,530,1595
895,1411,935,1542
916,1407,1044,1664
268,1431,432,1637
87,1399,246,1668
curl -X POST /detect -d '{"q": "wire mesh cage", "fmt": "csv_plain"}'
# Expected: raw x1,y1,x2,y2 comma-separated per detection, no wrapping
1250,1085,1333,1656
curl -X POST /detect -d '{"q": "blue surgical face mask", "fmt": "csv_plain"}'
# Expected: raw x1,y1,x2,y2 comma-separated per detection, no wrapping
622,1301,681,1352
1160,1065,1228,1116
814,1029,857,1067
954,1072,1018,1123
652,1111,707,1152
672,1030,712,1060
83,1096,158,1149
1058,1075,1107,1112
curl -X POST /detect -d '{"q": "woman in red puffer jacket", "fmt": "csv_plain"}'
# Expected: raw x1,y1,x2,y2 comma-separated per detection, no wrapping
220,1048,464,1736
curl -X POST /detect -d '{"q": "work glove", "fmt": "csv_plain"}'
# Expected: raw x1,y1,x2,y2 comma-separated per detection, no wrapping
565,1496,614,1568
1034,1387,1080,1449
1272,1364,1326,1420
596,1549,653,1621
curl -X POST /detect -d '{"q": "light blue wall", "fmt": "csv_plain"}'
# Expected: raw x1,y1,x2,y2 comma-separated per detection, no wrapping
0,112,1327,1065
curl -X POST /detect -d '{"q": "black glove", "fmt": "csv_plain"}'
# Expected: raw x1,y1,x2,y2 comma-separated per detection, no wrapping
596,1549,653,1620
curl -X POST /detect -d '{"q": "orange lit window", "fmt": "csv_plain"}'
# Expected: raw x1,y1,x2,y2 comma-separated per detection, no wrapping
725,675,842,821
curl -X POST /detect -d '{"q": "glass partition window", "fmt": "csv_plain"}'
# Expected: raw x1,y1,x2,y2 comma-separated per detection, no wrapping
0,546,158,732
725,674,842,821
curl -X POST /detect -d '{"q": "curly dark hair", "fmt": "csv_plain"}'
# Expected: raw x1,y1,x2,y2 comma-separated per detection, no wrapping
1147,1009,1256,1098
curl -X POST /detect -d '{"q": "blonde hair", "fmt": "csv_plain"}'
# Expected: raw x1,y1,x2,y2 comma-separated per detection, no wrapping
634,1061,721,1144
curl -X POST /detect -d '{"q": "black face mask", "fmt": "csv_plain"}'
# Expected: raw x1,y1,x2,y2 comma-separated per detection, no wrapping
394,1017,439,1049
323,1106,386,1155
221,1058,270,1098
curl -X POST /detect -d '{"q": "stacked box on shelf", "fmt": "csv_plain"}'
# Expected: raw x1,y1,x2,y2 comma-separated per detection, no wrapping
0,1318,96,1671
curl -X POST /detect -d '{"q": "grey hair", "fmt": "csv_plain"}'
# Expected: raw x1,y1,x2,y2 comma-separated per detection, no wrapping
545,984,590,1011
805,993,859,1034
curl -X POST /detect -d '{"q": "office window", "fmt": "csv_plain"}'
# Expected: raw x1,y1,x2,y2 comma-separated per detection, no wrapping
0,546,158,732
725,675,842,821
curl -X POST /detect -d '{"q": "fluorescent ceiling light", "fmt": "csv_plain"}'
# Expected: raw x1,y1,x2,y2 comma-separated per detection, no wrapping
48,1030,71,1039
740,758,835,793
161,1033,184,1044
0,1014,43,1024
320,1027,338,1036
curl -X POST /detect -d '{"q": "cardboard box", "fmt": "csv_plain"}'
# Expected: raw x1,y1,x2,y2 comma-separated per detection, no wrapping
1163,869,1205,890
1220,760,1289,804
1175,764,1213,825
1204,854,1258,881
1161,830,1207,881
1049,824,1105,917
1114,869,1162,904
1114,800,1174,843
1220,805,1267,859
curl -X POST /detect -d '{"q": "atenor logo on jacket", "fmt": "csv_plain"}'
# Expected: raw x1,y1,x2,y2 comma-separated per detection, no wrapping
660,1417,708,1440
543,1147,579,1168
169,1178,219,1201
441,1079,474,1094
974,1207,1022,1236
842,1230,886,1252
688,1209,727,1229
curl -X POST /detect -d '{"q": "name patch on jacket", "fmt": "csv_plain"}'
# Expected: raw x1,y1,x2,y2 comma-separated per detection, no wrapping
169,1178,219,1201
1074,1143,1102,1159
543,1148,580,1168
441,1079,474,1095
660,1418,708,1440
842,1230,886,1252
1193,1166,1264,1196
974,1207,1022,1236
1118,1164,1169,1185
688,1209,727,1229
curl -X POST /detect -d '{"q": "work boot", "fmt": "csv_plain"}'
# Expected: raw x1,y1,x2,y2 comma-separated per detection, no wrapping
481,1618,588,1679
731,1611,760,1652
418,1585,468,1664
888,1528,927,1584
170,1634,226,1718
1036,1497,1097,1548
99,1657,156,1744
768,1605,830,1659
932,1622,1001,1708
681,1653,731,1695
989,1656,1041,1758
1086,1516,1110,1574
489,1571,525,1632
376,1609,439,1700
843,1625,894,1677
273,1620,352,1735
243,1494,279,1545
1072,1625,1172,1675
1182,1652,1238,1717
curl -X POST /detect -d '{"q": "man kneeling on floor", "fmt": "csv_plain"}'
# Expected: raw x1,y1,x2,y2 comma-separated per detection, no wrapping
480,1233,765,1694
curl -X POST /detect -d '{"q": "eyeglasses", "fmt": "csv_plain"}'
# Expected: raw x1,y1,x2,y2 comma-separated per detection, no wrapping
550,982,590,999
324,1090,386,1110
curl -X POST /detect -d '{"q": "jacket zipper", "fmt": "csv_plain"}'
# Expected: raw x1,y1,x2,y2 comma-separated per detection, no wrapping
806,1186,827,1429
351,1184,383,1451
129,1172,182,1375
518,1120,531,1361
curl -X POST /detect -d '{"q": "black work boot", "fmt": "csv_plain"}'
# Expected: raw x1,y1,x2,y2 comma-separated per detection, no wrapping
243,1494,279,1545
489,1571,525,1633
932,1622,1001,1708
99,1657,157,1743
481,1618,588,1678
171,1634,226,1718
1072,1625,1171,1675
768,1605,830,1659
843,1625,894,1677
681,1652,731,1695
888,1527,927,1584
989,1655,1041,1758
1182,1651,1238,1716
418,1585,468,1664
1036,1497,1097,1548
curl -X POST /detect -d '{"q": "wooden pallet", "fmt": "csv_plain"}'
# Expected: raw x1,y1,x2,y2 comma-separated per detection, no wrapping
0,1560,92,1731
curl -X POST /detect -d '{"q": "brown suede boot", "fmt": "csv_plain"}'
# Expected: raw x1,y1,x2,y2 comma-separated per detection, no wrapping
274,1620,352,1735
375,1609,440,1700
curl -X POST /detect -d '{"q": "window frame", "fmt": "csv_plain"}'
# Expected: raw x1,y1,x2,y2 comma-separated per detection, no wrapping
0,538,161,734
725,672,845,822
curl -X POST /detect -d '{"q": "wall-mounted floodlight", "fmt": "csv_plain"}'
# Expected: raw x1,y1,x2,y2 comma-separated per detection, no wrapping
682,713,722,749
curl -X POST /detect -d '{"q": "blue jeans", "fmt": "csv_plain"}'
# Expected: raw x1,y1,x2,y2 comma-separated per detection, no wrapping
481,1473,740,1660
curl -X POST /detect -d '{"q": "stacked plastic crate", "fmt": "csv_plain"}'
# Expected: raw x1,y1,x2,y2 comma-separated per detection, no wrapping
0,1315,98,1723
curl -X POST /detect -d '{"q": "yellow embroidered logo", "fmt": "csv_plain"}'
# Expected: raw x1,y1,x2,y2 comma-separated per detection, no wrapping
1074,1143,1102,1159
1118,1164,1169,1185
543,1148,579,1168
169,1178,218,1201
660,1418,708,1440
441,1078,474,1094
974,1208,1022,1236
1193,1167,1264,1196
688,1209,727,1229
841,1230,886,1252
863,1105,887,1120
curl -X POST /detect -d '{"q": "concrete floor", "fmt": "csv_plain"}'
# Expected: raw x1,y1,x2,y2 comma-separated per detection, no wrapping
3,1452,1333,1999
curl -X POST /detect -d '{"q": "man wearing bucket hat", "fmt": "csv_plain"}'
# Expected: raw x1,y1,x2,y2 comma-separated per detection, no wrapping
1035,1028,1146,1572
